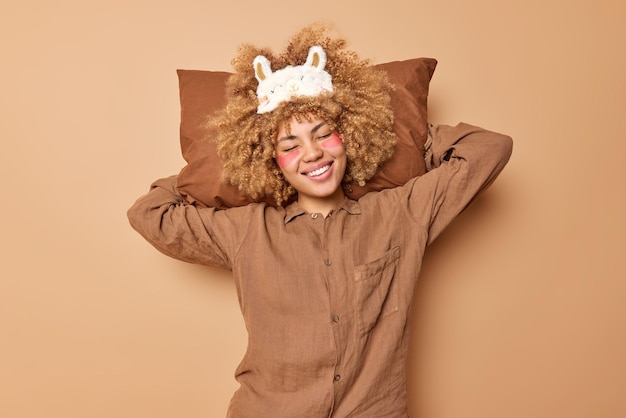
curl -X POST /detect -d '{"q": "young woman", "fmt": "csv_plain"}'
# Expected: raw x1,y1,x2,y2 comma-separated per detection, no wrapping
128,25,512,418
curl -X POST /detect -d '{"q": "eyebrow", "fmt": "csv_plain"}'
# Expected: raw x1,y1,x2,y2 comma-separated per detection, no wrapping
278,122,327,142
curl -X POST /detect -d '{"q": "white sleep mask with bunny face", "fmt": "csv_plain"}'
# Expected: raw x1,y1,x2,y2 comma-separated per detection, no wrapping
253,45,334,114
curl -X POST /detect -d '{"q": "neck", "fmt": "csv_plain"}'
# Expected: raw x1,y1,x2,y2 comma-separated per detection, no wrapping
297,189,345,218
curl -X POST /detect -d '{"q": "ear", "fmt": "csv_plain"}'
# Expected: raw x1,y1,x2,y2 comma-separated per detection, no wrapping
253,55,272,82
305,46,327,71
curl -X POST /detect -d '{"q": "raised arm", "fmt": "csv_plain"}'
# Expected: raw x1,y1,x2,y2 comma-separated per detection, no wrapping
410,123,513,244
127,175,249,269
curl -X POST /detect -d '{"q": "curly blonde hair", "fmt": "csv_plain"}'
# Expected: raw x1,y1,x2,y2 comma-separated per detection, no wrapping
211,24,397,206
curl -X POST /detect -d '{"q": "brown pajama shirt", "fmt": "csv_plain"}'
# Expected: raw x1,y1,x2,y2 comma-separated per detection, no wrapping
128,123,512,417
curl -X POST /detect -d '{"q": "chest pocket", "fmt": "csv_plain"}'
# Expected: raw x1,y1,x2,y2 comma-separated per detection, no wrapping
354,246,401,335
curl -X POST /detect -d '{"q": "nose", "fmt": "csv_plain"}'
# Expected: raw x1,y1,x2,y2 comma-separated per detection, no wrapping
302,140,323,162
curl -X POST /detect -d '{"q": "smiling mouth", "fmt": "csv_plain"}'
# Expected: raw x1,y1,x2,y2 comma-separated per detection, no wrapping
304,163,332,177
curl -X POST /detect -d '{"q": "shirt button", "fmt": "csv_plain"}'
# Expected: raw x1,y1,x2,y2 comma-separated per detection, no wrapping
324,259,332,266
331,314,340,323
311,213,318,219
334,374,341,382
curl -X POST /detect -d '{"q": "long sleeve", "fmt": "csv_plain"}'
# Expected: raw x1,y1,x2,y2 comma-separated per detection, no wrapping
127,175,252,269
408,123,513,244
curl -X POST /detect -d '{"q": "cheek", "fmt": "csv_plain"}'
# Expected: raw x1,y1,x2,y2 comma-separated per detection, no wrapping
276,150,300,168
321,133,343,150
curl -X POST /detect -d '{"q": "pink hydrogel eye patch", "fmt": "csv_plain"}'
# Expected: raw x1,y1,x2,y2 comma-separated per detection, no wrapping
321,133,342,149
276,149,300,168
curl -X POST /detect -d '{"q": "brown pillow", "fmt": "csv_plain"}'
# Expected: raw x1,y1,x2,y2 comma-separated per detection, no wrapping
176,58,437,209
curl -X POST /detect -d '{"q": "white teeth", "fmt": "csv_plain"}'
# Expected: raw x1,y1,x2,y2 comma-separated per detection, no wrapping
306,164,330,177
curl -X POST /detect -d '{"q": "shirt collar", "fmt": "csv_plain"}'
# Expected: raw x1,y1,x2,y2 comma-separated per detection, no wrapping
283,197,361,224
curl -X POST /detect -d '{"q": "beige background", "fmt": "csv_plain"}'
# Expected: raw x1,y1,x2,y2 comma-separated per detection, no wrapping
1,0,625,417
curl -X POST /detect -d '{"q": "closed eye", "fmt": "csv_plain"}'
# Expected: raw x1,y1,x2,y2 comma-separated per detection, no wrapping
278,142,299,152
